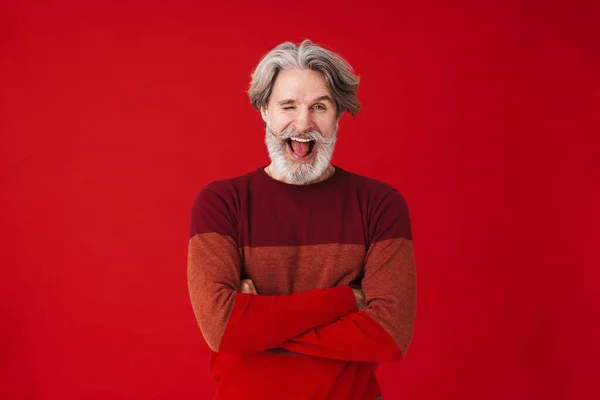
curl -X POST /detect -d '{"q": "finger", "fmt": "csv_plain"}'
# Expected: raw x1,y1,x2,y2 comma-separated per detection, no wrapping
246,280,259,295
240,280,251,294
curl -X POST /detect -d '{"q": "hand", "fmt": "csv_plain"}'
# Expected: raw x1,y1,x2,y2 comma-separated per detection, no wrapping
240,279,258,295
352,288,366,311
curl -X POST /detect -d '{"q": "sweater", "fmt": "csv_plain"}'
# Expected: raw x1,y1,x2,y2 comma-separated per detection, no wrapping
187,165,416,400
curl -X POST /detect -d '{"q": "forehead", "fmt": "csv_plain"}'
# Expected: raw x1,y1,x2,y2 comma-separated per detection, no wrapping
270,69,332,102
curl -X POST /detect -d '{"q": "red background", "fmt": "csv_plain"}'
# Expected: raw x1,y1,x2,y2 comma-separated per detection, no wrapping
1,1,598,399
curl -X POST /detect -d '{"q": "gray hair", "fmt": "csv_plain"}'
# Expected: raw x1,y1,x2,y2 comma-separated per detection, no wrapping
248,39,360,118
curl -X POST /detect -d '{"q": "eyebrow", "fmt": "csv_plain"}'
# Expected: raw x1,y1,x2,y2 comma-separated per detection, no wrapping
277,95,334,106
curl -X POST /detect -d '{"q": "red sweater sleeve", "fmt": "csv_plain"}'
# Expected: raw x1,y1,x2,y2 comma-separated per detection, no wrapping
275,189,417,362
187,185,358,353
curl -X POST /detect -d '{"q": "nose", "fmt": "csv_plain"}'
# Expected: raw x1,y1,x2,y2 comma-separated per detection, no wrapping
294,108,313,133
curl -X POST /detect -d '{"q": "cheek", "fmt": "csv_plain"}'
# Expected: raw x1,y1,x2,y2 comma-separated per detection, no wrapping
269,113,293,132
317,120,338,138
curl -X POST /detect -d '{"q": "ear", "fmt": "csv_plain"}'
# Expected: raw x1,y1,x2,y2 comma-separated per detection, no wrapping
260,106,268,123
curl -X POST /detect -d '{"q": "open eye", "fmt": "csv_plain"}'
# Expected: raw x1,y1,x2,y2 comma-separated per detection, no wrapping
312,104,326,111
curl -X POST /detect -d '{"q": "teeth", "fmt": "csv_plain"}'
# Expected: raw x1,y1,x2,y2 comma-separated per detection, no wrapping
291,137,312,143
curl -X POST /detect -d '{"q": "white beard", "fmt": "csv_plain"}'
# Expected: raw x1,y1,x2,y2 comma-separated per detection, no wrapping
264,123,337,185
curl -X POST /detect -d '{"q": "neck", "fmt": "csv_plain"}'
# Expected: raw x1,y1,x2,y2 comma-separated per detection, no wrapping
265,164,335,185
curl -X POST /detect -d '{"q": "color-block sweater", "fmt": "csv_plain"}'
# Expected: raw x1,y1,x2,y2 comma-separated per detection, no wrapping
187,166,416,400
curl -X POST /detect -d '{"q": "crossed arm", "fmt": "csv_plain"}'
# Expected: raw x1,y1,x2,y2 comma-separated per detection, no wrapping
188,234,415,362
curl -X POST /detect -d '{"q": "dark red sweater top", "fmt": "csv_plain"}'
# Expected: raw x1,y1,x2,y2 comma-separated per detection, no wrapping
187,165,416,400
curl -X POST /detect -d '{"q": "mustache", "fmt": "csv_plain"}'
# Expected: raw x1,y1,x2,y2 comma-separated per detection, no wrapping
266,124,337,145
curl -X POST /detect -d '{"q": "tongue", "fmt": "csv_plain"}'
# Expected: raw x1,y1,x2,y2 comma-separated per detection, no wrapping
291,141,310,157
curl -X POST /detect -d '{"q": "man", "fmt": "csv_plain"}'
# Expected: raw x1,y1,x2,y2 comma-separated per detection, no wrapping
187,39,416,400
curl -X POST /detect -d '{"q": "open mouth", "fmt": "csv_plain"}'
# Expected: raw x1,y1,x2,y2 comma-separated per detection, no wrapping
287,137,316,158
